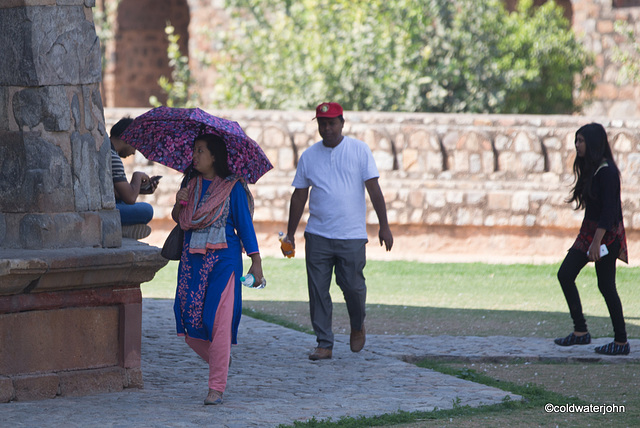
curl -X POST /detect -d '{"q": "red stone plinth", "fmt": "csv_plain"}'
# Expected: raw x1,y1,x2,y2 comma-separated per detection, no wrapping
0,240,167,401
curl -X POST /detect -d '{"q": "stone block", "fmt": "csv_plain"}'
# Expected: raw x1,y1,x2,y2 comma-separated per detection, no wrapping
0,86,8,132
0,1,56,8
373,150,395,171
409,208,424,224
99,210,121,249
72,131,105,211
57,0,87,6
99,133,117,209
262,125,288,147
488,192,511,211
13,374,59,401
278,146,294,170
612,131,635,152
0,6,101,86
426,190,446,208
524,215,536,227
408,190,424,208
466,191,486,206
511,192,530,212
125,368,144,389
120,301,142,368
0,376,14,402
0,306,119,375
0,213,5,246
401,148,418,171
58,367,124,397
446,191,464,204
19,212,96,249
469,153,482,173
0,132,74,213
82,85,97,131
12,88,44,129
71,93,81,130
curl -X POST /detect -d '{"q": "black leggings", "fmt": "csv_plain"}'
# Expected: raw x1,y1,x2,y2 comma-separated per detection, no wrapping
557,241,627,343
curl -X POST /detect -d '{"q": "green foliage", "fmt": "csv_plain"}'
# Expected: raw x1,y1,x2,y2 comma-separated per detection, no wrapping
496,0,595,113
613,20,640,85
213,0,593,114
150,24,200,108
94,0,121,77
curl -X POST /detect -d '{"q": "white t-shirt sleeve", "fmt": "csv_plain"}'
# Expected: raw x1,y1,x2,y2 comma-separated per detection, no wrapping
361,143,379,181
291,150,310,188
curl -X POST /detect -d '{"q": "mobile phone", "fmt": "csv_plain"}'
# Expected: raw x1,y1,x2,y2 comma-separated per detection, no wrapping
599,244,609,257
587,244,609,257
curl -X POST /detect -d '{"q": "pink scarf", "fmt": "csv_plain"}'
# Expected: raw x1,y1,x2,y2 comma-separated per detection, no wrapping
178,175,240,254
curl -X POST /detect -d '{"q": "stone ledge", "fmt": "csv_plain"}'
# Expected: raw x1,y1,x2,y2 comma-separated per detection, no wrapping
0,239,168,295
2,367,140,402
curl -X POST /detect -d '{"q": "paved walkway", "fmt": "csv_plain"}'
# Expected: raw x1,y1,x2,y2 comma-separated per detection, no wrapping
4,299,638,427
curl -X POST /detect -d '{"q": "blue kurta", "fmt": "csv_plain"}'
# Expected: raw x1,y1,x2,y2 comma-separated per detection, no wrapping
174,180,259,344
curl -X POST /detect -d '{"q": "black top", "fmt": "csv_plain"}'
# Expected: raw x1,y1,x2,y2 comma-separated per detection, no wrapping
584,162,623,231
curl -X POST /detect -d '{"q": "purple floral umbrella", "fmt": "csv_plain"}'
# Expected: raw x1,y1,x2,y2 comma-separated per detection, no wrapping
119,106,273,184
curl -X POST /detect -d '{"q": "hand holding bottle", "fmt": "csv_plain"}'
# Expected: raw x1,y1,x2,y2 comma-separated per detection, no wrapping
240,273,267,289
279,232,295,258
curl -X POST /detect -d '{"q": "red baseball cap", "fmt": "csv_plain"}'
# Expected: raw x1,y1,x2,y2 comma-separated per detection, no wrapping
314,102,343,119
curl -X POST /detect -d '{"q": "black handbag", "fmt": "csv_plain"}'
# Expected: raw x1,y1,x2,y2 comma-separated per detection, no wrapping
161,225,184,260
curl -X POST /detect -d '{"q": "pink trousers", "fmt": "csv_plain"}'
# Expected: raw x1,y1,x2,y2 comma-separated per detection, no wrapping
184,274,235,392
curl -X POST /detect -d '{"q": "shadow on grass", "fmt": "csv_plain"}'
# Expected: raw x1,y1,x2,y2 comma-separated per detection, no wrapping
242,300,640,339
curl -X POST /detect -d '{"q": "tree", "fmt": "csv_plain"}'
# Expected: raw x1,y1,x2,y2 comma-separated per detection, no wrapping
212,0,593,114
613,20,640,85
150,24,200,108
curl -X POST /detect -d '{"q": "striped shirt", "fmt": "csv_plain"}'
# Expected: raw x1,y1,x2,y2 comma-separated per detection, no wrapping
111,146,127,183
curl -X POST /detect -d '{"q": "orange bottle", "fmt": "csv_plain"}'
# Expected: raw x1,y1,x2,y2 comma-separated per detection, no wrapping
279,232,295,258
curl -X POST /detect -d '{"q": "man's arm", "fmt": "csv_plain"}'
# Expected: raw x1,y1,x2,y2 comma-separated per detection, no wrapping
365,177,393,251
286,187,309,249
114,171,149,204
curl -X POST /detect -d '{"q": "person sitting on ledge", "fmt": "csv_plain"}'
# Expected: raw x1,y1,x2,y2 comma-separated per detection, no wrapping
110,117,156,240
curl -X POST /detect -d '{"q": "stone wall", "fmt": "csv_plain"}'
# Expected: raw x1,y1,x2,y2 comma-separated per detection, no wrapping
575,0,640,117
106,108,640,262
107,0,190,107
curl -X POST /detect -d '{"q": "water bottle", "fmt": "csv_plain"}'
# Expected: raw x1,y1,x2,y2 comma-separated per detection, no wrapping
279,231,295,258
240,273,267,289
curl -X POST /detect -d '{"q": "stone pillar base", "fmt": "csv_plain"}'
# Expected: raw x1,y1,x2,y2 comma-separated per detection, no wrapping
0,240,167,402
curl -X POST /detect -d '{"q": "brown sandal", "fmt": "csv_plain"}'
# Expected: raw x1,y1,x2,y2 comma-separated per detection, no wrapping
204,389,223,405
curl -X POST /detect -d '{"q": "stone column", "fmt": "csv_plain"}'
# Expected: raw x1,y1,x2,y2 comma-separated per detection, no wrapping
0,0,119,248
0,1,167,402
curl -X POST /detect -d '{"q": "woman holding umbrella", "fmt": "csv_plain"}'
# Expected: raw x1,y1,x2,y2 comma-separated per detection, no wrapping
171,133,265,405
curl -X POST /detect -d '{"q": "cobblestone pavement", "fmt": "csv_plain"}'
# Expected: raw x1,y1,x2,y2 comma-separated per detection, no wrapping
4,299,638,427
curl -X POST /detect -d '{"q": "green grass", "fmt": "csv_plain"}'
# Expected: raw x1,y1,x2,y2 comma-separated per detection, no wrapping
142,257,640,339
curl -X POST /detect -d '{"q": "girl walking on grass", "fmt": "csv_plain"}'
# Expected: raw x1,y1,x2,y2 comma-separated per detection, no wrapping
555,123,630,355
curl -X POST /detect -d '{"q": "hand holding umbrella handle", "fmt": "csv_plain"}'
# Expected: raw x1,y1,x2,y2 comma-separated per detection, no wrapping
176,188,190,207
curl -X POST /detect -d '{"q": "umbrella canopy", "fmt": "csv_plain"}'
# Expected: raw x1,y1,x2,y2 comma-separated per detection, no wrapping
119,107,272,184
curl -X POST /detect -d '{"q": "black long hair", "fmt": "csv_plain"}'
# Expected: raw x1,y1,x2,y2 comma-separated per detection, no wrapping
180,134,231,188
568,123,619,210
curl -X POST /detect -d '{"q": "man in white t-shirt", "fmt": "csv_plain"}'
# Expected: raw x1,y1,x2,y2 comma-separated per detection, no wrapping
285,102,393,360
